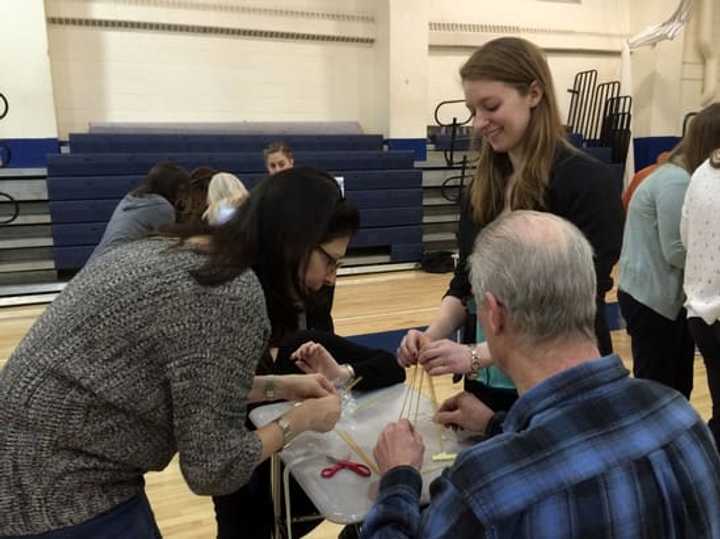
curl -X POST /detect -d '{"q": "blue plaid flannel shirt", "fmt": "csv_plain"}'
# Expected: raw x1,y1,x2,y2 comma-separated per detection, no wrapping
361,354,720,538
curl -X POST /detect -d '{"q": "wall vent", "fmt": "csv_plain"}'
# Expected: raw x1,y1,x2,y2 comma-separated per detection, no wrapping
46,16,375,44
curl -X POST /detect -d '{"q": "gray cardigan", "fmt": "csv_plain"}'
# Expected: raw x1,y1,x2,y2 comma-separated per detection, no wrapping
619,163,690,320
0,239,269,534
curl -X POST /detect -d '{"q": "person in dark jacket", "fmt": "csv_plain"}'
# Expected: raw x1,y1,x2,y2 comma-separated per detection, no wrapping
397,37,624,413
91,161,190,258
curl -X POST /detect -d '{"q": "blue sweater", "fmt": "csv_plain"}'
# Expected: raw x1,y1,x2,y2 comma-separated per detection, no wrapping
619,163,689,319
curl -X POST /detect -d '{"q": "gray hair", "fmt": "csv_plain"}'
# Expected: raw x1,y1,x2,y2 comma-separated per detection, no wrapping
468,210,597,345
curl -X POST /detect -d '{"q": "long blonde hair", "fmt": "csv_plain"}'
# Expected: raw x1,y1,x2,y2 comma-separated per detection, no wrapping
460,37,567,225
202,172,248,225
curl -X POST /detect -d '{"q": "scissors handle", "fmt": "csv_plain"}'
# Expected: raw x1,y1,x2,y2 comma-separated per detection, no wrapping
321,464,341,478
321,460,371,478
347,462,372,477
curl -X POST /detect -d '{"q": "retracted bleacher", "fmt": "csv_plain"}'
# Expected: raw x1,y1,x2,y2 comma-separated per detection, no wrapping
47,134,423,271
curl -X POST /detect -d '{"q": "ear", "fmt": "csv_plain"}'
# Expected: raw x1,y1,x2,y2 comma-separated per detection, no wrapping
483,291,505,336
527,80,543,109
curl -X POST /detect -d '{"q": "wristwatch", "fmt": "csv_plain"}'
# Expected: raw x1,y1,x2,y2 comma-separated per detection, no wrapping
264,377,278,401
274,415,298,448
467,345,483,377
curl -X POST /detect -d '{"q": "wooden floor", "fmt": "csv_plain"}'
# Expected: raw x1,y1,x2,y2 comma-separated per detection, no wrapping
0,270,712,538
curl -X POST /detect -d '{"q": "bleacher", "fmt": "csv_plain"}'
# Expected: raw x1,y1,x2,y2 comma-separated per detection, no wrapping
46,133,424,271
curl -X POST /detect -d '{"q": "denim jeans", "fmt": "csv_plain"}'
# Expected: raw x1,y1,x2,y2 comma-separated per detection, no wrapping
2,494,161,539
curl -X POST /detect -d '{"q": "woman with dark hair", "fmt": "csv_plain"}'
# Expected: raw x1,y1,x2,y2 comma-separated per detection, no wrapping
91,161,191,258
213,168,404,539
178,166,219,225
618,103,720,397
0,167,356,537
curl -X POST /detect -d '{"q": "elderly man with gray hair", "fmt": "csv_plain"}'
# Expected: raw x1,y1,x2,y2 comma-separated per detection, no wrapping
362,211,720,539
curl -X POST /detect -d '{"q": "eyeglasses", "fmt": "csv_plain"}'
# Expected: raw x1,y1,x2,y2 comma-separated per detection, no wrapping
316,245,343,272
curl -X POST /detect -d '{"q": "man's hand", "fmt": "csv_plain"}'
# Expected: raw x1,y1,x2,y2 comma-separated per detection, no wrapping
373,419,425,475
434,392,494,433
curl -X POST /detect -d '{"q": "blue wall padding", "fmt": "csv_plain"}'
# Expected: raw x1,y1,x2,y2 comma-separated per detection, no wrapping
47,170,422,200
350,226,422,248
0,138,59,168
633,136,680,171
387,138,427,161
47,151,415,176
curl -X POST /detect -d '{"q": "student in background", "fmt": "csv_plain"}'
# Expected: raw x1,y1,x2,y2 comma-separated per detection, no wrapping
203,172,249,226
397,36,624,414
178,166,218,226
618,103,720,398
682,147,720,448
263,141,295,175
92,161,190,258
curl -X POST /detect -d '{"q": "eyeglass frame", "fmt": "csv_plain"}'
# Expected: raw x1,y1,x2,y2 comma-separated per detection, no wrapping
316,245,343,272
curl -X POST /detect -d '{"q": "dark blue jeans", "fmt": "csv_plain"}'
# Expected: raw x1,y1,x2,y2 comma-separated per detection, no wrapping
2,494,161,539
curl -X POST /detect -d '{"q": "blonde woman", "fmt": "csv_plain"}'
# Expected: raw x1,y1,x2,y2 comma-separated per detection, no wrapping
203,172,249,226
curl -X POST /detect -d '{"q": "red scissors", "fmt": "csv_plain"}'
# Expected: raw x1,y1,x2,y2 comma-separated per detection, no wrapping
321,455,371,478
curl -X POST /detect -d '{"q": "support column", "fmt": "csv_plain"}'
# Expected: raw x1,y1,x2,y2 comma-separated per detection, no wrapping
374,0,429,160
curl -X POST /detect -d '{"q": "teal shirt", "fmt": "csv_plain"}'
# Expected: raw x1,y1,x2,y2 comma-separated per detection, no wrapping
619,163,689,320
467,299,515,390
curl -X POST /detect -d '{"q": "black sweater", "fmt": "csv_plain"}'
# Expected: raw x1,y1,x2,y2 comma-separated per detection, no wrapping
447,145,624,302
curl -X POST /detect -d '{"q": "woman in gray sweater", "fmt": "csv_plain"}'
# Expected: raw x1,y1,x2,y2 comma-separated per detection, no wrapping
0,168,357,537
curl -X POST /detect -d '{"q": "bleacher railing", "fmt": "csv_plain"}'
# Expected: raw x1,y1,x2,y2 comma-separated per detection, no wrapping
0,89,19,226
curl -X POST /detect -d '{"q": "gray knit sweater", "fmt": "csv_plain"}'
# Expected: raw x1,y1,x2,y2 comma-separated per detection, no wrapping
0,239,269,534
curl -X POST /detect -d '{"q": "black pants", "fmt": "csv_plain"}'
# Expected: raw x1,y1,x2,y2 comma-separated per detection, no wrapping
213,330,403,539
618,290,695,398
687,317,720,448
595,297,613,356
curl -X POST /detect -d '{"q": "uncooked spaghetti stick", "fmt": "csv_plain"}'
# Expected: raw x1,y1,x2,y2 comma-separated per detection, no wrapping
344,376,363,393
335,428,380,475
398,364,418,420
427,374,446,452
413,367,425,425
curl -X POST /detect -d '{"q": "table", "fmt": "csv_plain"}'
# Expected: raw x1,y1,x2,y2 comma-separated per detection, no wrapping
249,383,471,538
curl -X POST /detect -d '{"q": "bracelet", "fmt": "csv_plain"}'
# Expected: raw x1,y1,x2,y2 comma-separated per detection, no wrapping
467,345,483,377
274,414,298,448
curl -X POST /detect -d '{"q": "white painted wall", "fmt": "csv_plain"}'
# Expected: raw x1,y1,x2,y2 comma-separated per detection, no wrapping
0,0,57,139
0,0,700,142
45,0,379,138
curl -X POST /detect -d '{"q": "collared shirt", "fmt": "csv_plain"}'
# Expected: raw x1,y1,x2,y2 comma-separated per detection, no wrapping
361,355,720,538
